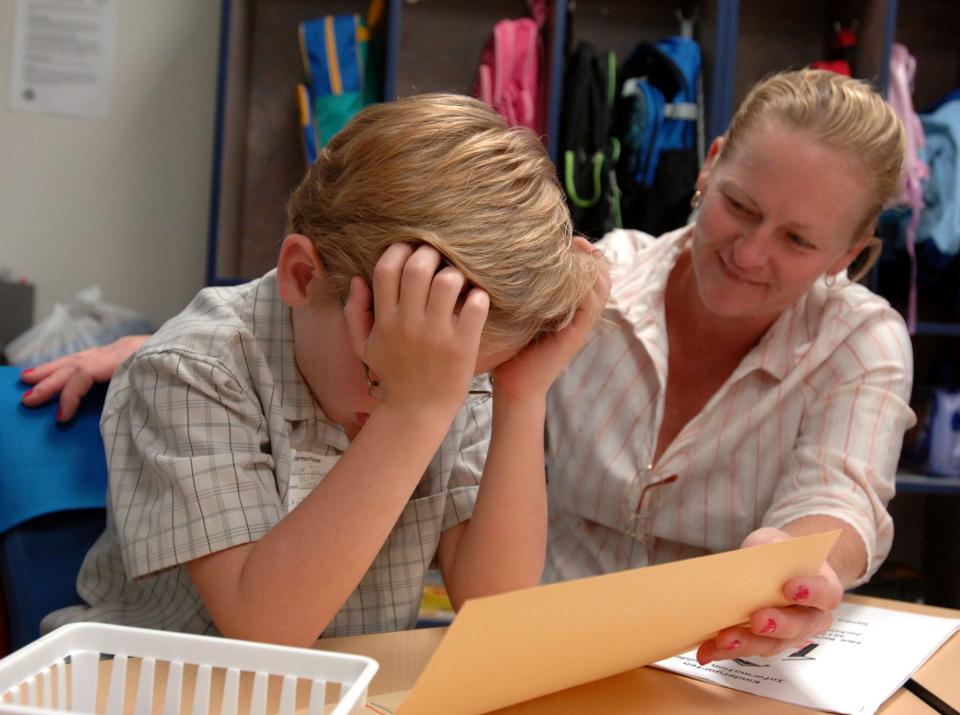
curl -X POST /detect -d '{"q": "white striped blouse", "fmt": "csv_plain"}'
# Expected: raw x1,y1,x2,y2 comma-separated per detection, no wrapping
544,227,916,586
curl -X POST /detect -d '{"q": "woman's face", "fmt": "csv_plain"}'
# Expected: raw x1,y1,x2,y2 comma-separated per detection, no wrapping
690,120,873,323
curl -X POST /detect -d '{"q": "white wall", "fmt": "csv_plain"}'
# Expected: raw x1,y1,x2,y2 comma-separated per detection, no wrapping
0,1,221,330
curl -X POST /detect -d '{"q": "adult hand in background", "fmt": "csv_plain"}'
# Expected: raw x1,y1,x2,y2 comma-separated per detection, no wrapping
491,237,610,401
19,334,149,421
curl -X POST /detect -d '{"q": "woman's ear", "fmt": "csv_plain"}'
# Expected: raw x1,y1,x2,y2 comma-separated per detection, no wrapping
277,234,325,308
696,136,724,192
827,232,875,278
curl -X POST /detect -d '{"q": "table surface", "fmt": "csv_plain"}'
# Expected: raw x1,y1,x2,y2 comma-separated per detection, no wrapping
314,594,960,714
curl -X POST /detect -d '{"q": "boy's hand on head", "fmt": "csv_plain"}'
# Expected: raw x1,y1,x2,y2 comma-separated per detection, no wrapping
492,237,610,401
344,243,488,419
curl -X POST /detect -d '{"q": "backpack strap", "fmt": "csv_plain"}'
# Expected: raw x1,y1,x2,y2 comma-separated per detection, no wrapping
563,49,618,210
888,42,929,333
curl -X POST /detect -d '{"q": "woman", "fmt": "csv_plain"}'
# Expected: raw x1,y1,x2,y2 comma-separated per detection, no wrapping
22,71,914,661
544,69,915,663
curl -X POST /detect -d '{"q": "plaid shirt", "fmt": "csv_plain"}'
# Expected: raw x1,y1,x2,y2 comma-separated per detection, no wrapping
544,227,916,586
44,271,490,638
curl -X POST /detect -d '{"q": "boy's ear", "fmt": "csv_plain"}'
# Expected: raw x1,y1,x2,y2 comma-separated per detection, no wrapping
277,234,325,308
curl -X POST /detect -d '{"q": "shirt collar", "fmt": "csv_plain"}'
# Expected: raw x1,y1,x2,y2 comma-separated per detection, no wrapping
725,274,852,382
731,292,815,381
608,225,691,328
607,226,835,383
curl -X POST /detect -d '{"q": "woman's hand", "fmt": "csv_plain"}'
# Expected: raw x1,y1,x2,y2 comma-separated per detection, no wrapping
19,334,149,421
344,243,489,420
491,238,610,401
696,527,843,664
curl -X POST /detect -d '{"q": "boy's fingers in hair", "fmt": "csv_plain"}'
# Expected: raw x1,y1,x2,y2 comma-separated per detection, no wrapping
571,235,595,255
426,267,465,325
399,245,443,314
56,369,96,422
590,263,613,310
568,265,611,336
372,243,415,318
571,236,611,317
343,276,375,359
455,288,489,343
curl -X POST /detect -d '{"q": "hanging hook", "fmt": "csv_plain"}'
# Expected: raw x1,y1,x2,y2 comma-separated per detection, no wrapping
676,6,698,39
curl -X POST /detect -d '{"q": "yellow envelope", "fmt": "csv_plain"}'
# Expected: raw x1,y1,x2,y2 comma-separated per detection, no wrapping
397,531,838,714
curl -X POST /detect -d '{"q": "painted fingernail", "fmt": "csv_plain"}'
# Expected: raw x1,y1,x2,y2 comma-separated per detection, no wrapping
22,389,33,399
723,640,741,651
22,368,34,375
761,619,777,635
794,585,810,603
56,406,63,421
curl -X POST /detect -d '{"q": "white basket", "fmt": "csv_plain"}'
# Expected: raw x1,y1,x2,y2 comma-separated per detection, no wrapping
0,623,378,715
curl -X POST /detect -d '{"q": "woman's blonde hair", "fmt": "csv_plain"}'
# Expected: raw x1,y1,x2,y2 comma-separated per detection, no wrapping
718,69,905,276
287,93,600,349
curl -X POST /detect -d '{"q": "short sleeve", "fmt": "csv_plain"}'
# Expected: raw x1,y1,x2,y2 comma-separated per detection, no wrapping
103,348,283,579
762,310,916,584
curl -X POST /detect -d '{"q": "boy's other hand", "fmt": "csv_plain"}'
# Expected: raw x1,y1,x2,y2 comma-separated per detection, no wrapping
344,243,488,419
492,237,610,401
19,334,148,421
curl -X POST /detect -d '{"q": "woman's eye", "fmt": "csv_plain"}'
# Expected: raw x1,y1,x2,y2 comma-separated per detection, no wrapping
725,195,750,215
787,233,813,249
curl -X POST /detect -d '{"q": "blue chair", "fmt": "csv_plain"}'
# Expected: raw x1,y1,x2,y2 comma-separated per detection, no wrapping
0,366,108,652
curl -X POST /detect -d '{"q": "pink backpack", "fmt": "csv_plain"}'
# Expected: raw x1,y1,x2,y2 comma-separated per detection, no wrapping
475,16,544,134
888,42,929,333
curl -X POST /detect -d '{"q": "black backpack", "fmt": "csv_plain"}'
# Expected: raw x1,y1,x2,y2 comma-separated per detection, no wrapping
557,41,622,240
613,38,702,236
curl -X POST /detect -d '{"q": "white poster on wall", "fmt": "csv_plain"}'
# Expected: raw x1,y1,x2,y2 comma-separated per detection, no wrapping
7,0,117,118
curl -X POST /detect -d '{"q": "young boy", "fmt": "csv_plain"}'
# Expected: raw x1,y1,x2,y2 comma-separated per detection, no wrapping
41,94,606,647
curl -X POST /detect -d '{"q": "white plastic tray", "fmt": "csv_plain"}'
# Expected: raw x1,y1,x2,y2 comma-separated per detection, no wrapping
0,622,378,715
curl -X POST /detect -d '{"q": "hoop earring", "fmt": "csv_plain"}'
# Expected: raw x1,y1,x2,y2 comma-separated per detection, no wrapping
364,363,383,399
824,273,837,288
690,190,702,209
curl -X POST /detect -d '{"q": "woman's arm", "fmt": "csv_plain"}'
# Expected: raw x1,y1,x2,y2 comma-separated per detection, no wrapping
698,307,915,664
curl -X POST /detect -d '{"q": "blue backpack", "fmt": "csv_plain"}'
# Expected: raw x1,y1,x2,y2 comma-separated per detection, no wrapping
613,37,702,235
296,5,382,165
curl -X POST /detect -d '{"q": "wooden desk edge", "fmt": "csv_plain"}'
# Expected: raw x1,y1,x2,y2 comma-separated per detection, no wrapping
314,595,960,713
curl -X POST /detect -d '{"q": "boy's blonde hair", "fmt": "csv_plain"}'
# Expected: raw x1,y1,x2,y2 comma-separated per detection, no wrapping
287,93,600,349
720,69,905,242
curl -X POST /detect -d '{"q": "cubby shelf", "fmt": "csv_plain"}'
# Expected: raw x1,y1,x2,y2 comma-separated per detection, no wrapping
207,0,916,285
